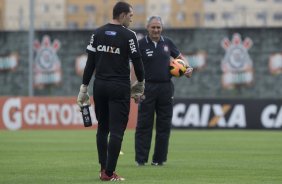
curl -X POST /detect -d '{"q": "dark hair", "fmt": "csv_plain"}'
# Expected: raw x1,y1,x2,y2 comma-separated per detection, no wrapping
113,1,132,19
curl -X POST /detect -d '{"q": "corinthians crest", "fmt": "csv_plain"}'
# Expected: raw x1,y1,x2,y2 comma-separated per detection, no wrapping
33,35,62,89
221,33,254,90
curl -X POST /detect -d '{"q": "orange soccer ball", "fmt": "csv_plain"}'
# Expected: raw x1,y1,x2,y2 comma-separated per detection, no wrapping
169,59,187,77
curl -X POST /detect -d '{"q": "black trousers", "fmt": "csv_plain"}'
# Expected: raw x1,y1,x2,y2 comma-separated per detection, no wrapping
93,79,130,172
135,81,174,163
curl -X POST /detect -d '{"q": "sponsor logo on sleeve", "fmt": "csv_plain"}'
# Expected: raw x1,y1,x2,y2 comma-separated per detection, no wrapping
129,39,137,54
87,34,96,52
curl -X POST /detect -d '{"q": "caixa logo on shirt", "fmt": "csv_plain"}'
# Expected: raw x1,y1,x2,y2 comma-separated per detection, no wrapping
96,45,120,54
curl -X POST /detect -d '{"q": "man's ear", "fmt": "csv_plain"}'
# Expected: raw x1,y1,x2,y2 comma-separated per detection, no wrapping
120,12,126,19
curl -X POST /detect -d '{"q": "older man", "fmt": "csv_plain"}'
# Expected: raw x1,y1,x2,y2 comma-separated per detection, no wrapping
135,16,193,166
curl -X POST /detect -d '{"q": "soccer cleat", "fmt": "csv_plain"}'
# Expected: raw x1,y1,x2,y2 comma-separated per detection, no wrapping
100,170,125,181
99,169,105,178
151,162,163,166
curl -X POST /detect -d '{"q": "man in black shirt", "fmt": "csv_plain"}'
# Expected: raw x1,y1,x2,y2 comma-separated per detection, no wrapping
77,1,145,181
135,16,193,166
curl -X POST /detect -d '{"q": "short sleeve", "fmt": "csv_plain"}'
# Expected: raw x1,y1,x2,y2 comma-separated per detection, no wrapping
168,39,181,59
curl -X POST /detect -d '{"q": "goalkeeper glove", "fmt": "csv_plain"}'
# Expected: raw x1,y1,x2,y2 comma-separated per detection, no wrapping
131,80,145,103
77,84,91,108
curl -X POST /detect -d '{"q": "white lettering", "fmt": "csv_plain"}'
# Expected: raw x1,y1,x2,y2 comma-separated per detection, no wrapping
172,103,246,128
3,98,22,131
172,103,186,126
261,105,276,128
37,104,50,125
60,104,73,125
275,107,282,128
114,48,120,54
213,104,227,127
24,104,37,125
97,45,120,54
48,105,60,125
183,104,200,127
227,105,246,127
261,105,282,128
1,98,98,130
201,104,210,126
72,104,83,125
129,39,137,53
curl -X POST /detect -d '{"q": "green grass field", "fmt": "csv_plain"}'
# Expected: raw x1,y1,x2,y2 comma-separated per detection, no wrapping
0,130,282,184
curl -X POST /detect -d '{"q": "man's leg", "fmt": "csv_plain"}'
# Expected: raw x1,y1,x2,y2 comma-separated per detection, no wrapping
152,82,173,164
93,80,109,170
106,82,130,175
94,81,110,171
135,83,156,164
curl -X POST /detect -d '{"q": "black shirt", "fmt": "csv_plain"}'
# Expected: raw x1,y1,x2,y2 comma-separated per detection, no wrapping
83,23,143,84
139,35,180,82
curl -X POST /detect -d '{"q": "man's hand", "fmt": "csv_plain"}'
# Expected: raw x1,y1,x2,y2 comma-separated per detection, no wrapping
77,84,91,108
131,80,145,103
184,67,193,78
132,94,145,103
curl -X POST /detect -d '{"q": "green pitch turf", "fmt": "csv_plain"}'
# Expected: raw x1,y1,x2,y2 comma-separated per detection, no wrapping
0,130,282,184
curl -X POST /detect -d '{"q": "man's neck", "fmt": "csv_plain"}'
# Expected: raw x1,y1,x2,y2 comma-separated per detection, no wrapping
111,19,122,25
149,36,160,42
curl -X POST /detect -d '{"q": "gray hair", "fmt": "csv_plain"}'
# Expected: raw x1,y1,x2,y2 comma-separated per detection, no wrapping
147,16,163,26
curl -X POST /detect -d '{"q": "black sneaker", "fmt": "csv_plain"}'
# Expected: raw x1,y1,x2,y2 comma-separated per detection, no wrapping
151,162,163,166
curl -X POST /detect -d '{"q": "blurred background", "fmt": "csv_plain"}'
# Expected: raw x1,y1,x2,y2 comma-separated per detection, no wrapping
1,0,282,130
2,0,282,30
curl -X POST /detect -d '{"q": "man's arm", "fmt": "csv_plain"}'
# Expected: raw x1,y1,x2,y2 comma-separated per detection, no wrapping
131,57,144,82
77,52,95,108
176,54,193,78
128,32,145,103
176,54,189,67
82,52,96,85
130,57,145,103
